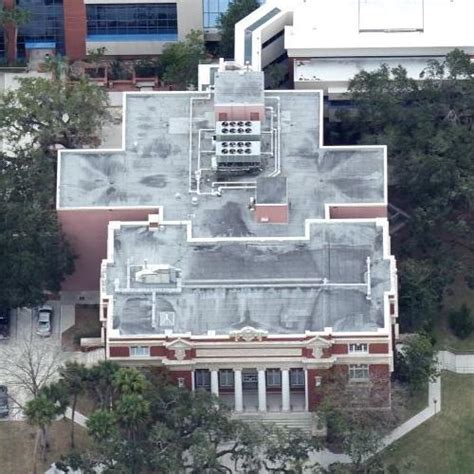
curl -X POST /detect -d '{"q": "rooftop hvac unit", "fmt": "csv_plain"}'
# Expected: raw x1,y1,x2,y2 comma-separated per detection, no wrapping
135,264,176,285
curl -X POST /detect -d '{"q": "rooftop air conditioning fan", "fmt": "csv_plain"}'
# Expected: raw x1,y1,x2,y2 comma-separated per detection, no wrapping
245,142,252,147
237,148,244,154
229,142,236,147
229,121,236,126
221,142,228,147
222,121,229,126
245,148,251,154
222,149,229,154
245,128,252,133
238,128,244,133
229,149,236,154
245,121,252,126
229,128,236,133
237,121,244,126
237,142,244,147
222,128,228,133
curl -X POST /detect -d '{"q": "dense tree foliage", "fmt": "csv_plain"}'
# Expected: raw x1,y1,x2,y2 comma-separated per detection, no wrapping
160,30,206,89
0,149,74,308
218,0,260,59
331,50,474,332
0,73,110,308
395,333,439,394
448,303,474,339
50,362,321,473
0,76,109,151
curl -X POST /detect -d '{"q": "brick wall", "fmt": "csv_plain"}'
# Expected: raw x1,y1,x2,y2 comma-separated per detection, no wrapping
63,0,87,60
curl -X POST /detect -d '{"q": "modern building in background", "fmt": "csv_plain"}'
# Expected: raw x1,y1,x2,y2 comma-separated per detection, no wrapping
233,0,474,93
57,63,398,419
2,0,230,61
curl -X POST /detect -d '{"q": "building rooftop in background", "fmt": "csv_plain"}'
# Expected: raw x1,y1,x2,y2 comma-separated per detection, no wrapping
231,0,474,93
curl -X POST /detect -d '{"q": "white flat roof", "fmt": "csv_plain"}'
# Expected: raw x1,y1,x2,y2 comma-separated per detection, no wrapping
294,56,442,84
285,0,474,55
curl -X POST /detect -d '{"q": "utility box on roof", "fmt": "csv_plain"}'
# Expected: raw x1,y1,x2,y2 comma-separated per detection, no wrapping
255,176,289,224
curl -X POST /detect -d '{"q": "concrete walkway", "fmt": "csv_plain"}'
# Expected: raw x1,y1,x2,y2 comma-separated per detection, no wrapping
64,407,89,429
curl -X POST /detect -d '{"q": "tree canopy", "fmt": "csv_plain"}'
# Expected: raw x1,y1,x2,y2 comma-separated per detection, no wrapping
332,49,474,332
0,149,74,308
0,76,109,151
218,0,260,59
52,363,321,473
395,333,439,394
160,30,206,89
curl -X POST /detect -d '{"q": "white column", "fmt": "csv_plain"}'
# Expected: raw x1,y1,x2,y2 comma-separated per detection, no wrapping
211,370,219,396
258,369,267,412
281,369,290,412
304,369,309,411
234,369,243,412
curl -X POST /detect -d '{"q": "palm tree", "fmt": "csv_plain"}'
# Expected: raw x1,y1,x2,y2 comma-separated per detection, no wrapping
87,360,119,409
0,6,30,65
113,368,147,395
24,395,58,470
60,361,87,448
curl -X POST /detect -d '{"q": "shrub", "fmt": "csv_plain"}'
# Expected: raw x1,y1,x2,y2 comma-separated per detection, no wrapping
448,304,474,339
465,273,474,290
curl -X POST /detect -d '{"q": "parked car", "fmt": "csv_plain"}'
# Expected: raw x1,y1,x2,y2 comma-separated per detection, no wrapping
0,308,10,339
36,305,53,337
0,386,9,418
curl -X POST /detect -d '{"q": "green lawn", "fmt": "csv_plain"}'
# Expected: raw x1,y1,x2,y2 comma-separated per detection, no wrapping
381,372,474,474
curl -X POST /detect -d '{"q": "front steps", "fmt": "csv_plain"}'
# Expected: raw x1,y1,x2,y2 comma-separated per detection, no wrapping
233,411,326,436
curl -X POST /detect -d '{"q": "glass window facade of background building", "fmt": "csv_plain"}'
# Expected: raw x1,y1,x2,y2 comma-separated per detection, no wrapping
16,0,65,56
86,3,178,41
203,0,264,29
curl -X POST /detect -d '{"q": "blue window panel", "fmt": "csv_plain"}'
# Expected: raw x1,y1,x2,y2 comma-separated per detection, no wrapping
87,34,178,43
25,41,56,49
87,4,178,37
16,0,65,57
203,0,265,29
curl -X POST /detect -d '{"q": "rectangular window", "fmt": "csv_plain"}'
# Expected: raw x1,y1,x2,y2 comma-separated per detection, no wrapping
219,369,234,387
349,343,368,354
130,346,150,357
86,4,178,38
290,368,304,387
195,369,211,388
349,364,369,381
17,0,65,56
266,369,281,387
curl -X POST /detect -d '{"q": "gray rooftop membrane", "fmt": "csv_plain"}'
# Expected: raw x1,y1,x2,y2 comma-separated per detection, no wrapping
257,176,287,204
58,91,385,239
108,221,390,336
214,70,265,104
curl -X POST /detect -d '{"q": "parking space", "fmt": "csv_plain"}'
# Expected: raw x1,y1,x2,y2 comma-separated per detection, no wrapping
0,301,64,421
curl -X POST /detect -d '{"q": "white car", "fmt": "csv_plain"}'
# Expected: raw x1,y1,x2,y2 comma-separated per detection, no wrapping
37,305,53,337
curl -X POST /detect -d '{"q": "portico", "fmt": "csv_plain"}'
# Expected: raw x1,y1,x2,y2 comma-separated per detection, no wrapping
194,367,307,412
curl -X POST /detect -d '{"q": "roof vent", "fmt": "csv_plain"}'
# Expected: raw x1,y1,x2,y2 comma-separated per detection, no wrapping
135,264,175,284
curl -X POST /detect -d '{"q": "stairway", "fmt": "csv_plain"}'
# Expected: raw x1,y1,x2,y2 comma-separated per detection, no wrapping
233,411,326,436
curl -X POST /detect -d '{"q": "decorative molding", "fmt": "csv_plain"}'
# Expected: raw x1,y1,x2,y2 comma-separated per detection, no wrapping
305,335,332,358
165,338,193,361
229,326,268,342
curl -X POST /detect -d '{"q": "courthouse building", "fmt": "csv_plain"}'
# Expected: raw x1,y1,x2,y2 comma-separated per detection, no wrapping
57,62,398,416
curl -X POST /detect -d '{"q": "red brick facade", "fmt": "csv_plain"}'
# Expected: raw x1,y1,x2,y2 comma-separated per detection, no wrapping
63,0,87,61
109,346,130,357
58,208,157,291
